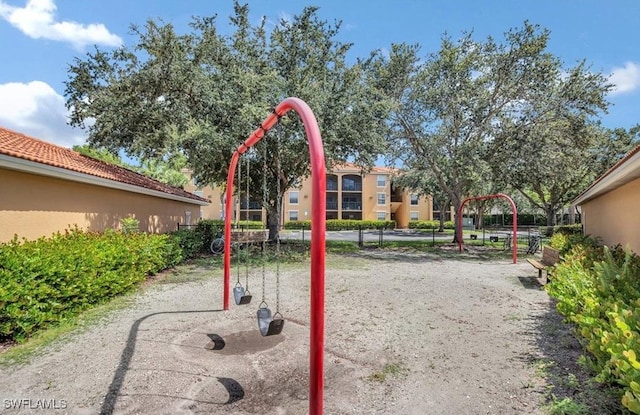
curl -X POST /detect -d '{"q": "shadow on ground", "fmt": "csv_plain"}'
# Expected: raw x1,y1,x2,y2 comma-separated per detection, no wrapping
99,309,244,415
521,293,629,413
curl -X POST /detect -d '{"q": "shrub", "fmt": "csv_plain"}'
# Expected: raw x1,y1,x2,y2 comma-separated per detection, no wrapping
408,220,439,229
168,229,203,259
284,220,311,230
120,216,140,233
0,228,184,343
283,219,395,231
547,243,640,413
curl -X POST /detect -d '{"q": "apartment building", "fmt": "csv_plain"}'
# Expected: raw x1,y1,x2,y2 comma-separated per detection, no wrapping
184,164,432,228
182,169,225,221
281,164,432,228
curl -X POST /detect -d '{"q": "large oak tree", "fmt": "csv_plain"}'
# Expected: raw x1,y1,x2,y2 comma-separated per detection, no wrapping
65,2,388,238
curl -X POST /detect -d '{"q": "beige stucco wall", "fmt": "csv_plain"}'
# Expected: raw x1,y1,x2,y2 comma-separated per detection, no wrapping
395,193,433,229
182,171,224,220
580,177,640,254
284,177,314,222
0,168,204,242
363,173,389,221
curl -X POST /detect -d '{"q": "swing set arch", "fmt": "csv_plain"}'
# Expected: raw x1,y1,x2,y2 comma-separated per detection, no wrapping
222,97,326,415
456,193,518,264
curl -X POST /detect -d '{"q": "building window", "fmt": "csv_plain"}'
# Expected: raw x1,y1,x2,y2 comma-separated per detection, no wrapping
377,193,386,205
327,175,338,191
342,195,361,210
377,175,386,187
342,175,362,191
377,211,386,220
410,211,419,220
410,194,419,205
289,210,299,221
289,191,299,205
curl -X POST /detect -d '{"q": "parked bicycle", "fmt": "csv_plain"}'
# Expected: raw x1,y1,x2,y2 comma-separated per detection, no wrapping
527,234,541,254
210,232,225,254
210,231,246,254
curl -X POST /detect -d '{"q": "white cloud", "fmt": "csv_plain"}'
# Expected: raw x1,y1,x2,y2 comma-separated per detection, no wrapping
0,81,88,148
0,0,122,49
609,62,640,96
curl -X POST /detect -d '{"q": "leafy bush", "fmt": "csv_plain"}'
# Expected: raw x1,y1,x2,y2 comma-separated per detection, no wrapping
0,228,184,343
547,243,640,413
408,220,454,230
283,219,395,230
284,220,311,230
169,229,204,259
120,216,140,233
549,232,600,256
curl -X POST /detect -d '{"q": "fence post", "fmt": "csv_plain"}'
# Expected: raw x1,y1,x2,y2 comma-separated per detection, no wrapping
379,227,383,247
358,226,363,248
432,227,435,247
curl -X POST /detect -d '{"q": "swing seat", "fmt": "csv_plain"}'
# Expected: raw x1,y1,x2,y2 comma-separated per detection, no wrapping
257,308,285,336
233,285,252,305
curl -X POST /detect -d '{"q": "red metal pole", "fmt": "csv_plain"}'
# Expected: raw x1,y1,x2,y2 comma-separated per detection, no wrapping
457,200,467,253
222,97,326,414
223,152,239,311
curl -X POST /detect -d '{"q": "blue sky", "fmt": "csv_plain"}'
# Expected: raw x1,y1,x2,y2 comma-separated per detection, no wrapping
0,0,638,148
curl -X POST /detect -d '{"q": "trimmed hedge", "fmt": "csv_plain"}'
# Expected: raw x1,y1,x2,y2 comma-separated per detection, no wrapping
283,219,395,230
546,236,640,414
0,228,184,342
408,220,454,230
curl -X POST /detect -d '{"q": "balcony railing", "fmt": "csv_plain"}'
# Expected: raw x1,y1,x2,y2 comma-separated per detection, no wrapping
240,201,262,210
342,202,362,210
342,184,362,191
326,201,338,210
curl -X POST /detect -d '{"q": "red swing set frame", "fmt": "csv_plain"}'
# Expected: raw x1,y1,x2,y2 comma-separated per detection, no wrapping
222,97,327,415
456,193,518,264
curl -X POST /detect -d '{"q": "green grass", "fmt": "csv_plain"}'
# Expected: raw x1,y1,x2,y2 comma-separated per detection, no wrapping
367,362,409,383
544,397,590,415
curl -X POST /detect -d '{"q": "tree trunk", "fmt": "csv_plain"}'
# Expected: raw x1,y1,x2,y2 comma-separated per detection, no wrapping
568,205,576,225
545,209,555,226
267,208,279,241
266,195,284,241
452,199,462,243
438,209,446,232
544,208,555,236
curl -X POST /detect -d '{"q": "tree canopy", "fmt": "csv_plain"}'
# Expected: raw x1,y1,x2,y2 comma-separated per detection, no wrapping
65,1,388,237
66,6,635,233
367,22,619,229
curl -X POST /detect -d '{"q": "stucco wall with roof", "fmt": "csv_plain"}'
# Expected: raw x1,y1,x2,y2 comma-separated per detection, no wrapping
0,168,203,242
579,177,640,254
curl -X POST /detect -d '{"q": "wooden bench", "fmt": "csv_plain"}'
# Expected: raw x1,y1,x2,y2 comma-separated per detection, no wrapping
526,246,560,281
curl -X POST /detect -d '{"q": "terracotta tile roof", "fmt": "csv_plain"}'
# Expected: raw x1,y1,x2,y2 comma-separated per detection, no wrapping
331,161,398,174
0,126,209,203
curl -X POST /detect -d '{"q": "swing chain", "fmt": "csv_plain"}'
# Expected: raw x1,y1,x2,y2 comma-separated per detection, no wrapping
245,151,250,290
275,119,282,314
261,139,268,305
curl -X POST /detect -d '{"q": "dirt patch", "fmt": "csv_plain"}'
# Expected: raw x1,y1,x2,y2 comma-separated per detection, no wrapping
0,251,616,414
